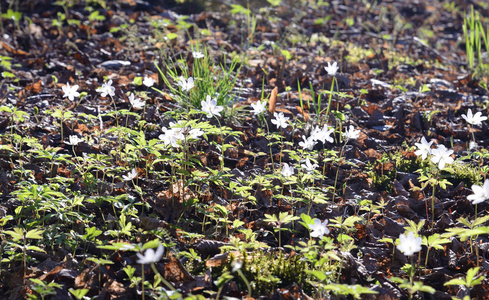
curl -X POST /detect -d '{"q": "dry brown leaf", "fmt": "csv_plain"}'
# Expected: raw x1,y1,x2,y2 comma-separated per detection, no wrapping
268,86,278,113
25,80,42,94
2,42,29,55
296,106,309,121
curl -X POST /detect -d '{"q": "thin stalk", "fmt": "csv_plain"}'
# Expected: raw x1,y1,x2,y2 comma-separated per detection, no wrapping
141,264,145,300
216,117,224,170
324,76,335,125
150,263,175,292
431,183,436,230
236,268,252,297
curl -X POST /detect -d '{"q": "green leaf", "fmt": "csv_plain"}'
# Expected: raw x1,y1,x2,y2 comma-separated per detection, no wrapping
1,71,15,78
378,237,393,244
69,288,89,300
133,76,143,86
280,49,292,61
166,32,178,40
26,245,46,253
25,228,44,239
230,4,251,16
4,228,24,241
307,270,327,281
444,278,466,286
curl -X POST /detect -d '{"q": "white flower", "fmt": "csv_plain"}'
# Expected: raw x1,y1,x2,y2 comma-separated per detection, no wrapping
324,61,339,76
136,244,164,264
192,51,204,59
469,141,478,150
177,76,194,92
159,127,184,148
271,112,289,129
65,135,84,146
462,109,486,126
188,128,204,139
397,231,422,256
309,219,330,238
171,121,204,140
467,179,489,205
251,100,267,115
342,125,360,141
122,168,138,181
414,137,433,160
301,158,318,173
430,145,454,170
281,163,294,177
96,79,116,97
62,83,80,101
311,125,334,144
159,121,203,147
128,93,145,110
143,76,155,87
299,135,317,150
201,95,223,118
231,260,242,272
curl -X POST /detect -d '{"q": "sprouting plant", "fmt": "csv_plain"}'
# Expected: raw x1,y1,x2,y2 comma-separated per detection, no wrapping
391,266,435,300
461,108,487,148
229,4,257,48
68,288,90,300
4,227,44,283
51,108,74,141
323,61,339,124
413,140,454,229
444,267,485,300
392,231,433,299
0,105,30,136
135,241,175,299
1,9,22,32
421,233,450,267
154,44,241,113
263,212,300,247
28,279,62,300
463,6,489,90
443,215,489,267
329,215,362,252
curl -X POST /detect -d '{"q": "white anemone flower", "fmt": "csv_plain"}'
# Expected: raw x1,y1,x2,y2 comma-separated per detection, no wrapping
143,76,155,87
414,136,433,160
311,125,334,144
430,144,454,170
324,61,339,76
201,95,223,118
397,231,422,256
159,127,184,148
301,158,318,173
343,125,360,141
299,135,317,150
177,76,194,92
65,135,84,146
96,79,116,97
468,179,489,205
128,93,145,110
271,112,289,129
281,163,294,177
250,100,267,115
462,108,486,126
136,244,164,264
122,168,138,181
309,219,330,238
62,83,80,101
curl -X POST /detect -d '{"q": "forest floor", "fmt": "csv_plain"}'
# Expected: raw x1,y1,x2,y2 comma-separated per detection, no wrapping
1,0,489,299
